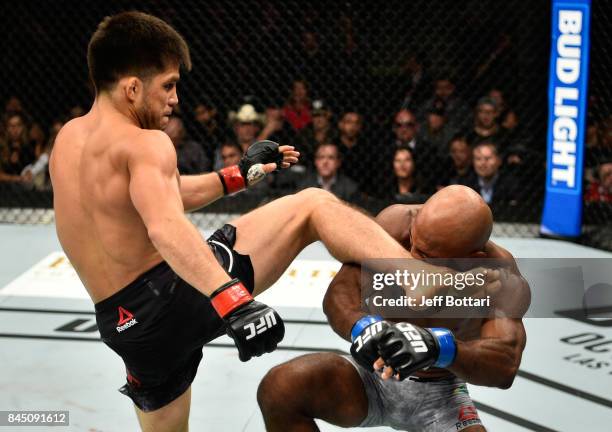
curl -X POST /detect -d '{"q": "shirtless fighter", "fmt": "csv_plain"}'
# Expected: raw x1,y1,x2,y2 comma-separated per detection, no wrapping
48,12,477,431
258,186,529,432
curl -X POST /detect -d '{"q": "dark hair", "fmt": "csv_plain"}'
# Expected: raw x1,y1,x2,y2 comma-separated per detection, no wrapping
87,11,192,93
394,144,416,159
392,145,424,193
3,112,30,145
448,133,469,148
315,142,341,159
220,141,243,155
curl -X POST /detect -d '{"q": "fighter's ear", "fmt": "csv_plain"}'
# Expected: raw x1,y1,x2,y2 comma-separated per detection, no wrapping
121,76,142,103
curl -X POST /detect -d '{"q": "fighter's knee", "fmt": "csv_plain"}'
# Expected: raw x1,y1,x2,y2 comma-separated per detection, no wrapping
257,363,295,412
258,355,329,413
296,187,339,206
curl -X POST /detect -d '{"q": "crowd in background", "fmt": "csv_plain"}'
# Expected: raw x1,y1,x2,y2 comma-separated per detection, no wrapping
1,72,611,216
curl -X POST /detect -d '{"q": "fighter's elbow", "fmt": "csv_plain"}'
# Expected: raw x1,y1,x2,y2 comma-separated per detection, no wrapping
322,291,334,319
496,362,519,389
146,219,174,248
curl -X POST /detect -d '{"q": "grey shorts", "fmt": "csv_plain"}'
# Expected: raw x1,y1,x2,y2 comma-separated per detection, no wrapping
346,357,484,431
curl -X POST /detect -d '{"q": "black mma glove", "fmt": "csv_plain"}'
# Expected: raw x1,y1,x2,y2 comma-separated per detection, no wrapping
210,279,285,361
217,140,284,194
349,315,391,371
377,323,456,380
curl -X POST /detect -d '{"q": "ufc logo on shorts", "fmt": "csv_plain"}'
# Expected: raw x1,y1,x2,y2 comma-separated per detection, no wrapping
396,323,428,353
244,311,277,340
353,321,385,352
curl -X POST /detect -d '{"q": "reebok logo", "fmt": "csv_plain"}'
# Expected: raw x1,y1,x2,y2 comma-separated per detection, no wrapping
116,306,138,333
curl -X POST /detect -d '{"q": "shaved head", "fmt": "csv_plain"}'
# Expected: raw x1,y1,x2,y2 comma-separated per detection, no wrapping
411,185,492,257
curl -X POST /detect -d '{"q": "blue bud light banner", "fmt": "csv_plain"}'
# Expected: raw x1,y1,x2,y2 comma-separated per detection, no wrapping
541,0,591,238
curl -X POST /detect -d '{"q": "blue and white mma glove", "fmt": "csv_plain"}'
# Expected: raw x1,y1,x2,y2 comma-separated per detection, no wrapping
376,322,457,380
349,315,390,371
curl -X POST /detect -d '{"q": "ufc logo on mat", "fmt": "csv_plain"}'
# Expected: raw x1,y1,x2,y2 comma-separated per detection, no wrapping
396,323,428,353
353,321,385,352
244,311,278,340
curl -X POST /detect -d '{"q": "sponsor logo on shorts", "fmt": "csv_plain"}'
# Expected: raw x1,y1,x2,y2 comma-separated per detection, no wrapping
458,405,479,421
126,369,141,388
116,306,138,333
455,405,481,430
244,311,277,340
452,384,469,396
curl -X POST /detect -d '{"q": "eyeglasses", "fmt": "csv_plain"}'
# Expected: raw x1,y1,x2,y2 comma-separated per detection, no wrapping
394,121,416,128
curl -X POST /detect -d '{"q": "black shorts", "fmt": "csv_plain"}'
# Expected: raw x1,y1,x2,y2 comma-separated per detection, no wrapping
94,224,254,412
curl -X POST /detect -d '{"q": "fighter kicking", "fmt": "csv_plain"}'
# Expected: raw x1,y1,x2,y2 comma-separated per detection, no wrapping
257,185,529,431
48,12,494,432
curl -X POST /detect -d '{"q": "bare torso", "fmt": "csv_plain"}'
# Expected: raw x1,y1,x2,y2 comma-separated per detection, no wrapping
50,108,166,303
380,205,482,340
384,204,500,378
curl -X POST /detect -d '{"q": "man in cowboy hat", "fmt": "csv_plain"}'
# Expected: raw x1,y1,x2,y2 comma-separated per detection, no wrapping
213,103,266,170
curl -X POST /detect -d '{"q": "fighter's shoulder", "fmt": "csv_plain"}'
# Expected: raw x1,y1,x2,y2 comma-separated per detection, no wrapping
124,129,176,167
375,204,421,231
53,117,84,147
484,240,514,260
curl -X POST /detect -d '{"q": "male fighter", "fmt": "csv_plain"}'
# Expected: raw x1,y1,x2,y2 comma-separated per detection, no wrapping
48,12,487,432
258,186,529,432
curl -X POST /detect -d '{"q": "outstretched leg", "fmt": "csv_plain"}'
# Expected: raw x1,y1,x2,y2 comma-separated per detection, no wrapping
231,188,409,294
257,353,368,431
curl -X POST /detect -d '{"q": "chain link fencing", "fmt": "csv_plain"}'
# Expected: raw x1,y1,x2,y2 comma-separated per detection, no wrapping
1,0,607,247
582,0,612,251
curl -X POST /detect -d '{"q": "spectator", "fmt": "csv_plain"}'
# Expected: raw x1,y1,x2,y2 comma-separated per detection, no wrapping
29,123,47,158
488,88,518,131
258,104,294,146
219,142,243,168
165,116,211,174
283,79,311,131
21,122,55,190
335,111,368,189
446,135,475,186
1,96,27,137
21,136,54,191
418,98,456,157
390,108,437,192
466,96,509,150
298,143,358,202
467,141,519,207
263,102,305,193
0,112,34,183
585,162,612,203
293,99,337,168
4,96,24,115
192,101,225,165
420,74,470,131
215,103,264,170
390,146,428,204
586,116,612,173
